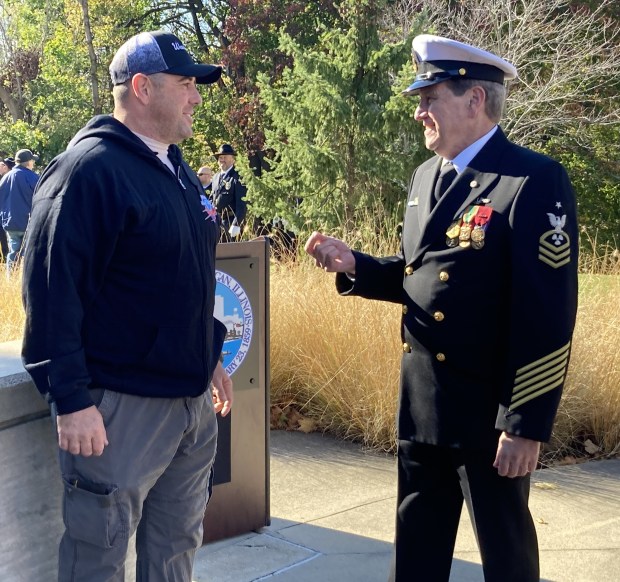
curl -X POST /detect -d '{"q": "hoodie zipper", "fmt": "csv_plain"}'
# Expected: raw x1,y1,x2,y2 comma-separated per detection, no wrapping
174,160,209,389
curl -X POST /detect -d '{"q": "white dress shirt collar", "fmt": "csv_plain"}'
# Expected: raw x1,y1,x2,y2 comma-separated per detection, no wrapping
446,125,498,174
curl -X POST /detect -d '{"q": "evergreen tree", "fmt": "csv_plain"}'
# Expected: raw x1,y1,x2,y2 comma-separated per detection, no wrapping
248,0,425,234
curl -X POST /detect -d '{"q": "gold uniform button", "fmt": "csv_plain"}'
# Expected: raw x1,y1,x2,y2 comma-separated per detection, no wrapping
405,266,414,276
403,343,412,353
439,271,449,282
433,311,445,322
436,353,446,362
402,305,408,315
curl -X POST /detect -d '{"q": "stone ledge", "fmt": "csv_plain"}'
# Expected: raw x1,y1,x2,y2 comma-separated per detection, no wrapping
0,339,63,581
0,340,49,428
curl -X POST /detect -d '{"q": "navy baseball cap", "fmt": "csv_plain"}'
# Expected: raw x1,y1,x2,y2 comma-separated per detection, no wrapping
15,149,39,163
109,30,222,85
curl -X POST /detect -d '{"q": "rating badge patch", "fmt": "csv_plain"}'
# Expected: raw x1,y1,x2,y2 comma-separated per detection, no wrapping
538,211,571,269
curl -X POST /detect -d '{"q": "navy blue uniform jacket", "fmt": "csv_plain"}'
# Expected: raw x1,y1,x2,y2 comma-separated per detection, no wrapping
212,166,247,226
337,128,578,448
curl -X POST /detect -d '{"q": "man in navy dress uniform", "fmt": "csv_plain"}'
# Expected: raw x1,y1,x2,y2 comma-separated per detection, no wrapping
306,34,578,582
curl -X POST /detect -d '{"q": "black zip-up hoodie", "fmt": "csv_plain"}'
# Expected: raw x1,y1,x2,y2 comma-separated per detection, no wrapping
22,115,226,415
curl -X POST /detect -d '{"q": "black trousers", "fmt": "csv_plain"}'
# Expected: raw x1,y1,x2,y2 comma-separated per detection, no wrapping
388,440,539,582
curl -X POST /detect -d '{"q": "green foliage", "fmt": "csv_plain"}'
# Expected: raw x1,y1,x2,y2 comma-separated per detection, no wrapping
538,125,620,253
223,0,339,85
27,23,93,157
182,84,235,170
0,0,150,162
248,0,425,233
0,120,47,162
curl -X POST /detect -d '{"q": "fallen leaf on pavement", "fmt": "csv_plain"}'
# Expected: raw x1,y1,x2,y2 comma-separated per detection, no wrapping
584,439,600,455
534,482,559,490
298,418,317,433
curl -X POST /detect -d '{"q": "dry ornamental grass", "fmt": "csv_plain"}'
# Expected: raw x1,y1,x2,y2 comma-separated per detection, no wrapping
270,242,620,462
0,268,25,343
270,260,401,451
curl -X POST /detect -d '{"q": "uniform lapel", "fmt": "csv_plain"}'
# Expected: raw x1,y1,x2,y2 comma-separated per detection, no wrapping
410,173,470,264
401,159,437,263
417,159,442,231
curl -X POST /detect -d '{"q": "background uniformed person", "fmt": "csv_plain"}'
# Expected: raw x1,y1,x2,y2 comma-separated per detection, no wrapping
305,34,578,582
211,143,247,241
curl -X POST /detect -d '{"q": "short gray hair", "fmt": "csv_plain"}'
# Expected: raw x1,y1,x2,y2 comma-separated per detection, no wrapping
446,79,506,123
112,81,130,105
112,72,166,105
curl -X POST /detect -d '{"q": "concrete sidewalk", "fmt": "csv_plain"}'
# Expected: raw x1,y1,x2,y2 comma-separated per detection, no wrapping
194,430,620,582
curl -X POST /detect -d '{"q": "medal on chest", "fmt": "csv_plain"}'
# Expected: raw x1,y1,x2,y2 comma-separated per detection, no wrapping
446,205,493,250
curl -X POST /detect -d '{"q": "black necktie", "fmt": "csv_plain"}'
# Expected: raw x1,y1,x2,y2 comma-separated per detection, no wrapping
217,173,227,194
433,162,457,204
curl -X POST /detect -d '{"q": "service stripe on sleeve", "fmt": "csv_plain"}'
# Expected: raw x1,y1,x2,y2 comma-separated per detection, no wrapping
509,342,571,411
510,377,565,410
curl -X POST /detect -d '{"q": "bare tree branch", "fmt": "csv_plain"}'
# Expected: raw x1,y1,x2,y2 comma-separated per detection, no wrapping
78,0,101,115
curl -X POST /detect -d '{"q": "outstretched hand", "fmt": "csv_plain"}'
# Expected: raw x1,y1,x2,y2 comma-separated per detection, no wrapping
304,231,356,274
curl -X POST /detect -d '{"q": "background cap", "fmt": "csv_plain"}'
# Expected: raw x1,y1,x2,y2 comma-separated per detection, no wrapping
2,157,15,169
214,144,237,157
15,149,39,163
109,30,222,85
404,34,517,95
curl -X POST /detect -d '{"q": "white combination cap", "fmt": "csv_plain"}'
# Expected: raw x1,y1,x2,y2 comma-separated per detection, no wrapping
404,34,517,95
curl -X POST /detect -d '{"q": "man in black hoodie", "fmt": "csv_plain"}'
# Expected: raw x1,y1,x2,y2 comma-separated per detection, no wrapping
22,31,232,582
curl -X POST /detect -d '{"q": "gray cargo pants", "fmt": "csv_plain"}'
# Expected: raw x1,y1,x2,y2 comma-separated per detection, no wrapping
55,388,218,582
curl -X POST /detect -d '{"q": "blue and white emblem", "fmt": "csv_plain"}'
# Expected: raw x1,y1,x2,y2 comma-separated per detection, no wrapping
214,270,254,376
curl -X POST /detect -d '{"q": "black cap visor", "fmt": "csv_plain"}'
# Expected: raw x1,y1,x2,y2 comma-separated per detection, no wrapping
164,63,222,84
404,60,505,95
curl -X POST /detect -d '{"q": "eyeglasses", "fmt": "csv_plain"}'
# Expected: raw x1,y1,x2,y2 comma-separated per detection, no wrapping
198,173,211,177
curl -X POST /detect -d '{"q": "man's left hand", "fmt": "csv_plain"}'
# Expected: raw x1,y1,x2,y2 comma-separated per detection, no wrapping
493,432,540,478
212,360,233,416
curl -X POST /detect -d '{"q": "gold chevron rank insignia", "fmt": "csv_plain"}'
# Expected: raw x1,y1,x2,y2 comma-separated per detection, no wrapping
509,342,571,410
539,212,571,268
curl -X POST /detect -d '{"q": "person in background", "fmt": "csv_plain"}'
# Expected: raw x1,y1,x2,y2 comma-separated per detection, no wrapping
0,149,39,271
211,143,247,241
21,30,232,582
197,165,214,191
305,34,578,582
0,157,15,176
0,158,14,260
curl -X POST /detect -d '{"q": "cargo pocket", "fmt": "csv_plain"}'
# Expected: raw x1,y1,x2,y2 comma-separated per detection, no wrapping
62,475,124,548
